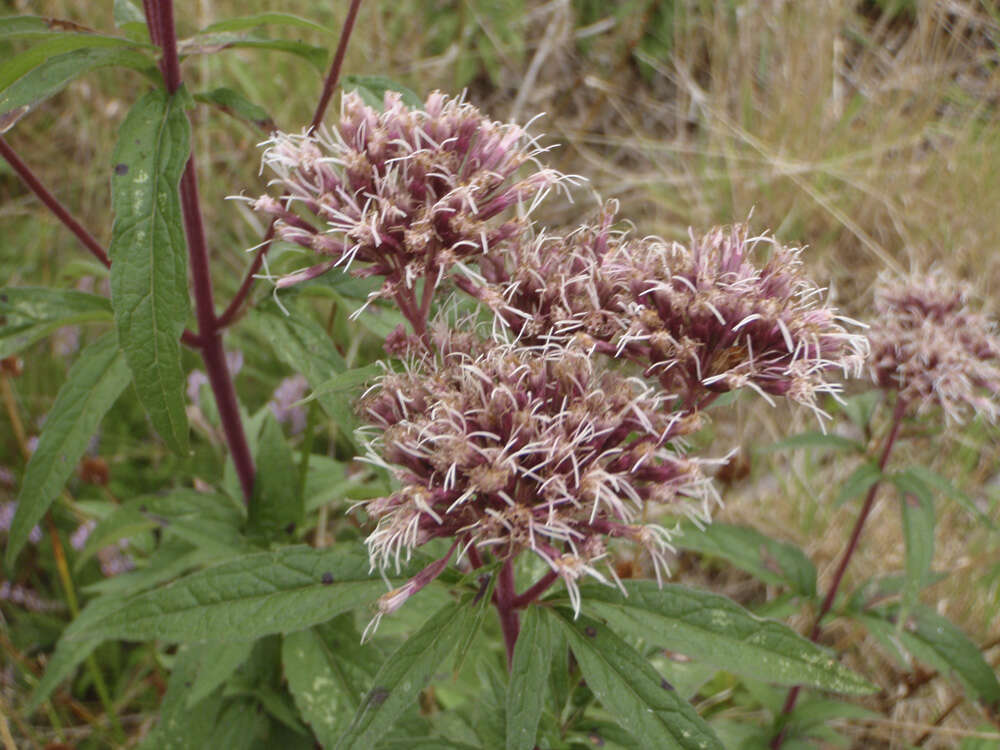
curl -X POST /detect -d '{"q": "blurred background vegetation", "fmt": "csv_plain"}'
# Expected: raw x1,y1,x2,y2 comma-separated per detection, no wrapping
1,1,998,747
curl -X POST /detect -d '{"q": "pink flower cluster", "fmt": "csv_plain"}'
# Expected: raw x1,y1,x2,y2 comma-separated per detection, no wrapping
870,271,1000,422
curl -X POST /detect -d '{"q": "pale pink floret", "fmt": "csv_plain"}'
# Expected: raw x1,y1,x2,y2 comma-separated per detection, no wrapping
869,271,1000,423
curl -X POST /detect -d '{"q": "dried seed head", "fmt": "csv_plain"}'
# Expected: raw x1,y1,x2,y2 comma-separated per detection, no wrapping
869,271,1000,423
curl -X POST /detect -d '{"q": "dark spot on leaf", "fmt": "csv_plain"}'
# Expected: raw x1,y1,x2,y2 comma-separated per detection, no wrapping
588,731,605,746
321,572,334,585
368,687,390,708
255,703,263,713
905,493,920,508
0,294,6,302
584,626,597,638
473,574,490,604
661,678,674,690
139,505,147,512
114,163,129,176
284,522,296,534
184,681,192,687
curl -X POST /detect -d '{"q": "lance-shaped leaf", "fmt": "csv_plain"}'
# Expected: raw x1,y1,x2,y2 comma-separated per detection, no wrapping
834,461,882,507
506,605,554,750
283,618,379,747
109,88,192,454
248,414,303,543
892,605,1000,707
342,75,422,109
6,332,130,566
0,287,111,358
893,470,935,611
336,599,474,750
65,546,384,643
0,45,152,131
200,12,330,34
554,610,723,750
575,581,874,695
193,87,275,132
674,522,817,597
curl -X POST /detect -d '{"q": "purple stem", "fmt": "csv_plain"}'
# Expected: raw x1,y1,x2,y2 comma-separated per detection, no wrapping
771,396,909,748
495,557,521,669
155,0,255,501
216,0,364,330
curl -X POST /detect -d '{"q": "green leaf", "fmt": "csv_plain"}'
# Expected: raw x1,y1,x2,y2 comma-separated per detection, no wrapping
27,592,129,712
193,87,275,131
0,45,152,131
6,332,130,567
109,88,192,454
337,599,474,749
201,13,330,34
674,522,817,597
187,640,254,707
0,286,111,358
248,414,303,543
576,581,874,695
113,0,146,27
506,606,553,750
179,33,326,71
893,470,935,609
840,391,881,431
834,461,882,507
342,75,422,109
283,621,376,746
765,431,864,453
553,609,723,750
903,465,996,530
65,546,384,643
139,646,227,749
306,363,382,402
892,605,1000,707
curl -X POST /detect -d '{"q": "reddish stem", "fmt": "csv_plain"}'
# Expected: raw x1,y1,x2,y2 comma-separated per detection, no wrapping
496,557,521,669
156,0,256,501
216,0,364,329
771,396,908,748
0,136,110,268
511,569,559,609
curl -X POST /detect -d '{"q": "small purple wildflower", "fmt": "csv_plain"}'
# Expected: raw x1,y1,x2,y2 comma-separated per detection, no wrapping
268,374,310,434
70,519,96,551
0,502,41,545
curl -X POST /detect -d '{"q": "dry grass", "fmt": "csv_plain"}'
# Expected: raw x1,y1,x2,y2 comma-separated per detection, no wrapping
2,1,999,747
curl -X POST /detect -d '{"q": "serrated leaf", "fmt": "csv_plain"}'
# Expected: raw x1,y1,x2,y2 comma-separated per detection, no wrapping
65,546,383,643
892,605,1000,706
6,332,130,566
0,286,111,358
194,87,275,131
576,581,874,695
674,522,816,597
506,606,553,750
893,471,935,610
765,431,864,453
187,640,254,707
109,88,192,454
834,461,882,507
336,599,474,749
201,13,330,34
81,541,214,597
0,45,152,131
283,622,375,746
342,75,422,109
249,414,303,542
554,609,723,750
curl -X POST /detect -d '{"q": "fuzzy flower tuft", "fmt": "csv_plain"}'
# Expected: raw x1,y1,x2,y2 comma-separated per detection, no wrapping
869,271,1000,422
252,90,567,306
475,208,868,417
356,328,720,628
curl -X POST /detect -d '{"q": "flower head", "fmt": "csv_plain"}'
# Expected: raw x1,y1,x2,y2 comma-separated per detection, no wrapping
477,208,867,417
253,90,565,303
869,271,1000,422
357,329,719,622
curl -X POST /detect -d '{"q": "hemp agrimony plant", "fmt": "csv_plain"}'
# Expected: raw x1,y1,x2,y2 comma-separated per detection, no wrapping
1,3,998,749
